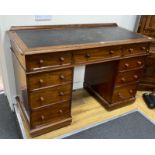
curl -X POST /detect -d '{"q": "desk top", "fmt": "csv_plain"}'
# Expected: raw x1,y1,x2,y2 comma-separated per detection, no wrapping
9,23,152,55
16,26,142,48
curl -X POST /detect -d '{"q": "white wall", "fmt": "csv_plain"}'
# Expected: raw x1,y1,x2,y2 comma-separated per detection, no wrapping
0,15,139,110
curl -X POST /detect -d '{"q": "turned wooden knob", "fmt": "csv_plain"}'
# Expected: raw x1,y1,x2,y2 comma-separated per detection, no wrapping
125,63,129,68
121,77,126,82
59,57,64,62
39,79,44,84
40,96,44,102
85,53,91,58
41,115,45,121
141,47,146,50
59,109,63,114
59,92,64,96
129,89,134,94
133,75,138,79
60,75,65,79
118,93,124,99
109,50,114,54
39,59,44,64
137,61,142,65
128,48,134,53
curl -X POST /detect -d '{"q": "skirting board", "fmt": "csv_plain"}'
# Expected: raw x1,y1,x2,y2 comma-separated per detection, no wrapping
14,104,27,139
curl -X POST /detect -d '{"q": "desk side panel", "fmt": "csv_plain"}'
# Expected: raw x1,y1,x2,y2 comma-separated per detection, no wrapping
12,52,30,116
10,40,26,70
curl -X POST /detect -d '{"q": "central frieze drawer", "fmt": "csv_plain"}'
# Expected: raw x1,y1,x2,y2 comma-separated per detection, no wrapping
27,68,73,91
26,52,72,71
73,46,122,64
29,84,72,109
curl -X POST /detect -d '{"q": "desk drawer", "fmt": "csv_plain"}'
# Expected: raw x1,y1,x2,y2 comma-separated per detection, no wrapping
115,69,143,86
29,84,72,109
112,84,137,103
73,46,121,64
118,57,145,71
27,68,73,90
31,101,71,127
26,52,72,71
123,43,149,56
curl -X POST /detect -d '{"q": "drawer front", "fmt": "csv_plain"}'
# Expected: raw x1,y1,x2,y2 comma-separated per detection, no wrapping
115,69,143,86
118,57,145,71
73,46,121,64
31,101,71,127
26,52,72,71
112,84,137,103
28,68,73,90
29,84,72,109
123,43,149,56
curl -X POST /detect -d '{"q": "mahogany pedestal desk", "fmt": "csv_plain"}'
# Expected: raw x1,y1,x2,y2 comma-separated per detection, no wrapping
9,23,152,137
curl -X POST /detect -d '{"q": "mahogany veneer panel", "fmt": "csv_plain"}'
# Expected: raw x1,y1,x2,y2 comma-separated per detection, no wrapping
115,69,143,86
31,101,71,128
26,52,72,71
73,46,122,64
27,68,73,91
29,83,72,109
118,56,145,71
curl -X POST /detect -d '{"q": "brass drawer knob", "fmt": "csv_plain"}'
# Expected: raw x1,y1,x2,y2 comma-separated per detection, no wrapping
59,57,65,62
60,75,65,79
40,96,44,102
85,53,91,58
41,115,45,121
125,63,129,68
121,77,126,82
59,92,64,96
137,61,142,65
109,50,114,54
39,59,44,64
59,109,63,114
39,79,44,84
128,48,134,53
133,75,138,79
